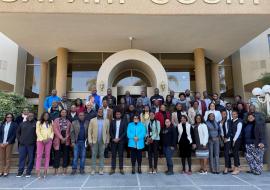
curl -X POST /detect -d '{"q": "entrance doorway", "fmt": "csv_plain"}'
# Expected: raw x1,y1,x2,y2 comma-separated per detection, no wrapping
96,49,169,99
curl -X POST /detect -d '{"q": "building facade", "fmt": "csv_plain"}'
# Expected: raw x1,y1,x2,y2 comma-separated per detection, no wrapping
1,0,270,115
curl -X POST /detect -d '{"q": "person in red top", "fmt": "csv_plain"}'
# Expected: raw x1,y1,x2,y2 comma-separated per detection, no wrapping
194,92,207,117
155,104,171,156
74,98,85,114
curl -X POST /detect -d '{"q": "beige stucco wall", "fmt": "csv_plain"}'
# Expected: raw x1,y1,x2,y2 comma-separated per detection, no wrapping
0,0,269,15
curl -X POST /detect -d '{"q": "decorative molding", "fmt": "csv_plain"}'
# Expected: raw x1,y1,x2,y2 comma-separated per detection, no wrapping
1,0,260,5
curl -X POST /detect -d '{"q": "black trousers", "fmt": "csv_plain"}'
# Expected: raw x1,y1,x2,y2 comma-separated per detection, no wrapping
233,139,241,167
130,148,142,167
224,141,232,168
148,140,159,169
53,144,70,169
111,141,125,170
159,130,165,156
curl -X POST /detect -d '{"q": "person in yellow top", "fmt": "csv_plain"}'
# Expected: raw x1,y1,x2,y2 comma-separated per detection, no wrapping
35,112,54,179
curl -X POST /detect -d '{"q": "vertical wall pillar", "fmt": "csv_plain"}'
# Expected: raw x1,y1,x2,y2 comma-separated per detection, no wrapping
56,47,68,97
194,48,207,95
211,62,220,94
38,62,48,117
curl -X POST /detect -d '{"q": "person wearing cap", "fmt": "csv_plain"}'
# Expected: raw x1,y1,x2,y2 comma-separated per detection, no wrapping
127,114,146,174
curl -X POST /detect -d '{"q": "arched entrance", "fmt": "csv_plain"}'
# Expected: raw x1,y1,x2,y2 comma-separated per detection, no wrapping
96,49,168,97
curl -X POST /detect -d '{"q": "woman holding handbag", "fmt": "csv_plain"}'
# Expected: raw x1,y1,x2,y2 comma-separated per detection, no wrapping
193,114,209,174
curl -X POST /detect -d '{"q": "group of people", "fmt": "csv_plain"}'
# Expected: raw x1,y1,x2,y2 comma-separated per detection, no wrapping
0,87,266,179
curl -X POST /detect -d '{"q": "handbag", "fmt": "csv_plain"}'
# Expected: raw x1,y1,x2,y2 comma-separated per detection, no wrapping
195,149,209,158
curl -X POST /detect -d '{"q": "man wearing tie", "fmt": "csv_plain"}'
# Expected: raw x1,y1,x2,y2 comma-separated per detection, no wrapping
109,110,127,175
226,103,233,121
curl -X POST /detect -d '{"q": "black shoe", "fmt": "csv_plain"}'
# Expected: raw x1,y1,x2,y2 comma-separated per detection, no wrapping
132,167,135,174
16,172,23,178
166,171,174,175
120,169,124,175
25,172,31,178
71,169,76,175
138,167,142,174
80,170,85,175
109,169,115,175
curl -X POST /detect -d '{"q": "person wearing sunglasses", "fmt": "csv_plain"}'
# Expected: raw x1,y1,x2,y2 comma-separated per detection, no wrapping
127,114,146,174
0,113,18,177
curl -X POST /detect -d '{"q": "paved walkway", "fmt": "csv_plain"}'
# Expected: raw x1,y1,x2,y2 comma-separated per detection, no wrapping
0,172,270,190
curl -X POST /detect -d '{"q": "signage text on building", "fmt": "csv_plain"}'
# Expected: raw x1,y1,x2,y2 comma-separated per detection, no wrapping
1,0,260,5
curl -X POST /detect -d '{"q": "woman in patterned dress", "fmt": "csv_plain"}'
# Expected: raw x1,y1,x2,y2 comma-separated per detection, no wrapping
243,113,266,175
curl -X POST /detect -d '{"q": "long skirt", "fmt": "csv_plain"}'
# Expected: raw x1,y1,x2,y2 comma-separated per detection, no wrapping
245,144,264,175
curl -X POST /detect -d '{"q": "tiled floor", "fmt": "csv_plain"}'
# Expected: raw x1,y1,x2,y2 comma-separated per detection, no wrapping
0,172,269,190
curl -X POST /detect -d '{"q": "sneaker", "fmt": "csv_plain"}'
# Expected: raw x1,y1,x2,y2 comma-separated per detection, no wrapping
153,169,157,174
80,170,85,175
148,168,153,174
25,173,31,178
16,172,23,178
91,170,96,175
3,173,8,177
99,169,104,175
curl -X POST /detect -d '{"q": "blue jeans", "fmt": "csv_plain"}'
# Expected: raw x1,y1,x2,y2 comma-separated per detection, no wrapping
72,141,86,170
18,145,35,174
163,146,174,168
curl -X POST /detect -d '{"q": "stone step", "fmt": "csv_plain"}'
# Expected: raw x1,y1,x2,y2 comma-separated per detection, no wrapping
8,157,268,174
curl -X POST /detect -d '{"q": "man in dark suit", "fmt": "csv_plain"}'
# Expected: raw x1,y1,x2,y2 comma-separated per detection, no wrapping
109,109,127,175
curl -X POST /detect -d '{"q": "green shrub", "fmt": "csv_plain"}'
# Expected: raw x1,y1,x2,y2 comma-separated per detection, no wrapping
0,91,33,121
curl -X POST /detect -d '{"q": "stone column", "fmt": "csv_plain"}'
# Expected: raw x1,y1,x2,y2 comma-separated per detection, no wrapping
38,62,48,117
211,62,220,94
194,48,207,94
56,47,68,97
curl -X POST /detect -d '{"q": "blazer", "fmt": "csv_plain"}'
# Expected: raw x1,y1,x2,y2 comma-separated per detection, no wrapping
70,120,89,144
172,111,188,127
109,119,127,143
127,122,146,150
177,123,193,144
196,99,207,116
243,121,266,147
52,118,71,150
0,121,18,144
88,117,110,144
194,123,209,146
36,121,54,141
